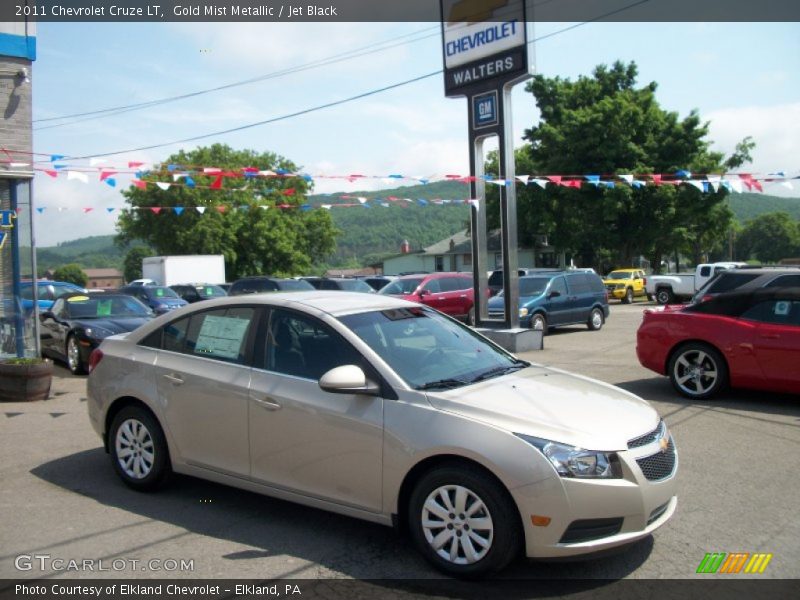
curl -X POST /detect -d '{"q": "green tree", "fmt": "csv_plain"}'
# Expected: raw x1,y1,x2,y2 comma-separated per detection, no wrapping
123,245,155,283
736,212,800,263
52,263,88,287
116,144,338,279
486,61,749,272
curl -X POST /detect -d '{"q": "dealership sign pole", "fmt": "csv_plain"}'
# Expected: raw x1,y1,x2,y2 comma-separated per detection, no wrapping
440,0,531,330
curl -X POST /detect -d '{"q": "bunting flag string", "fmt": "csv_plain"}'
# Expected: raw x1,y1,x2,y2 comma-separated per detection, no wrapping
0,147,797,194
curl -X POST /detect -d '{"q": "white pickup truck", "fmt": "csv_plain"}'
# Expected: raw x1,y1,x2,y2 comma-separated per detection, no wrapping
645,262,747,305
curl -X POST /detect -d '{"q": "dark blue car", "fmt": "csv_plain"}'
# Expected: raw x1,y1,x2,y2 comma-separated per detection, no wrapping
487,271,610,333
118,285,188,315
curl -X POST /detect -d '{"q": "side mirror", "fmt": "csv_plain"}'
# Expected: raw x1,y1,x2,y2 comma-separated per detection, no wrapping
417,289,430,297
319,365,380,396
40,310,54,321
548,290,561,299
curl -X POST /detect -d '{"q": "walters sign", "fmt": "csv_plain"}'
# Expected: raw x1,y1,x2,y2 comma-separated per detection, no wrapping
440,0,530,97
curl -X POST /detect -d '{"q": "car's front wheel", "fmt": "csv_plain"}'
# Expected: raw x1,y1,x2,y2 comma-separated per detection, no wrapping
109,406,172,491
530,313,547,333
668,343,728,399
408,464,521,578
623,288,634,304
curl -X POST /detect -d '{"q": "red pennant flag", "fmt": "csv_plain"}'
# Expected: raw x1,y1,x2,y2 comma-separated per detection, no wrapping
547,176,562,185
132,179,147,189
128,161,144,168
738,174,754,191
44,170,58,178
99,170,117,181
83,207,94,213
241,167,259,173
566,180,582,188
278,203,292,209
282,188,295,196
150,207,162,214
651,174,662,185
751,179,763,192
216,205,227,213
210,175,223,189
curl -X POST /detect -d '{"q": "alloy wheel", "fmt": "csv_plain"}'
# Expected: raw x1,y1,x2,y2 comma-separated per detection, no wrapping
115,418,155,479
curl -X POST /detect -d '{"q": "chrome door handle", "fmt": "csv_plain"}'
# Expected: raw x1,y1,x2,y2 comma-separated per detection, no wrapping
253,396,282,411
162,373,184,385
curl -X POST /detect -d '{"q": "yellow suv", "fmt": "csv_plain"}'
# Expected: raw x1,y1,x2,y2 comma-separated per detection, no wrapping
603,269,648,303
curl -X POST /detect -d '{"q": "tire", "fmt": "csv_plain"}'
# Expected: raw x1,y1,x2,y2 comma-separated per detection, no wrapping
408,464,522,578
646,294,654,302
66,334,87,375
530,313,547,333
466,307,476,327
668,342,728,400
655,288,674,305
109,406,172,491
587,308,604,331
623,288,634,304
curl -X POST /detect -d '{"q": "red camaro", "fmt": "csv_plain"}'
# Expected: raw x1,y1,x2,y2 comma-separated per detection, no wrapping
637,287,800,399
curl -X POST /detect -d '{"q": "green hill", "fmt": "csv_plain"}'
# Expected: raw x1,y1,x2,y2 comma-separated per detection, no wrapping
728,193,800,223
36,235,127,274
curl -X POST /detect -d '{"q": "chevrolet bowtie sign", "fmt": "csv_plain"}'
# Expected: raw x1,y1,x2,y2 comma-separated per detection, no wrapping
440,0,529,97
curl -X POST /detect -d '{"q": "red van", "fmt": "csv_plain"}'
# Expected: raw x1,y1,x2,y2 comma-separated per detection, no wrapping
379,272,476,324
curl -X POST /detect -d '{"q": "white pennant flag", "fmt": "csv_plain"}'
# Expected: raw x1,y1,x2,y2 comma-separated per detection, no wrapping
468,199,480,211
156,182,171,191
58,207,67,212
516,175,530,185
259,205,270,210
707,175,721,192
780,181,794,190
172,173,187,181
67,170,89,183
357,197,367,204
259,170,276,177
89,158,106,167
729,180,744,193
619,174,634,185
489,179,506,187
532,178,548,189
196,207,206,214
686,180,705,192
321,204,332,210
203,168,221,174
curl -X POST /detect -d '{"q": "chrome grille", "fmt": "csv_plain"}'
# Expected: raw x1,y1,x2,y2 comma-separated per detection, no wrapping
628,420,665,449
636,438,676,481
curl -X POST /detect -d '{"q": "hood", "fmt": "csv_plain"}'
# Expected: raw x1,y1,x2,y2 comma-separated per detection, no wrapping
426,365,658,451
78,317,151,337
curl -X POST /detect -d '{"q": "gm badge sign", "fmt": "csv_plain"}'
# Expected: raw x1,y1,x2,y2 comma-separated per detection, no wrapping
440,0,529,97
472,91,498,129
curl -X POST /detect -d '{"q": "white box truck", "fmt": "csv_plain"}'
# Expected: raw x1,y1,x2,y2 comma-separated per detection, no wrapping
142,255,226,286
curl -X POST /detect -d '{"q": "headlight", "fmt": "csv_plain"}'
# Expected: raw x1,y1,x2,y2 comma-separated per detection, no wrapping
84,327,113,340
516,434,621,479
615,284,626,290
519,307,529,317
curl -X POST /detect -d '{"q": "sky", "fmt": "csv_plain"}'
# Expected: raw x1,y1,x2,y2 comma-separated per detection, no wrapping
28,19,800,246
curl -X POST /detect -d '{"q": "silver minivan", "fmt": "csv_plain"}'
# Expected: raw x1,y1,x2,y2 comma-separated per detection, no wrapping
88,292,677,577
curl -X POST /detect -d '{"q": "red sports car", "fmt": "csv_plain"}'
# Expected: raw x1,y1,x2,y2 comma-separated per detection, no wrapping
637,287,800,399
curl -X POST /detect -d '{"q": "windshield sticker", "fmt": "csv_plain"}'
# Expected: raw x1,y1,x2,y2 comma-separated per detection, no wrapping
774,301,790,316
96,299,113,316
66,295,90,303
155,288,165,297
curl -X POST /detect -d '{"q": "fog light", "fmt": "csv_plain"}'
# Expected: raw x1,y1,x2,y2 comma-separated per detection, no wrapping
531,515,551,527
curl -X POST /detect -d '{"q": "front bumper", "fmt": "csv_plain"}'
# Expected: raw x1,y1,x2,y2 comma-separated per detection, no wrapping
512,432,678,558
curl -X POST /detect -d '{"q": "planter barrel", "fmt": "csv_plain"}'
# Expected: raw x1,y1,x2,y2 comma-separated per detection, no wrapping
0,360,53,402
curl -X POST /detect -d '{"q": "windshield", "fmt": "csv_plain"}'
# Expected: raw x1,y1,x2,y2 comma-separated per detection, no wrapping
607,271,632,280
66,295,151,318
380,278,423,295
277,279,315,291
147,286,181,300
337,279,373,292
198,285,227,298
496,277,550,298
339,307,526,390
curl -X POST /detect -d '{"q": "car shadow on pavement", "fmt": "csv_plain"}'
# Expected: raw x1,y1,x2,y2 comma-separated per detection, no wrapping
30,448,653,585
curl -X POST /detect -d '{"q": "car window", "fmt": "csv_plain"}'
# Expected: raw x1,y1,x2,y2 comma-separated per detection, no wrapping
162,316,190,353
51,298,65,317
740,300,800,326
550,276,567,296
421,279,442,293
699,266,712,277
276,279,315,291
438,277,471,292
706,273,759,294
567,273,591,294
519,277,550,297
587,274,606,293
381,278,423,295
319,279,338,290
337,279,374,292
765,274,800,287
264,309,364,380
183,307,255,364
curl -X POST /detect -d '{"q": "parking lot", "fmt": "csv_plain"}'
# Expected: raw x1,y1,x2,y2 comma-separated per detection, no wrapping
1,301,798,581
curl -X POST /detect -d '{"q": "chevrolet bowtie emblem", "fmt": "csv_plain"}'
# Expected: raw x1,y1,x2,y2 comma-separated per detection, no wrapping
659,437,669,452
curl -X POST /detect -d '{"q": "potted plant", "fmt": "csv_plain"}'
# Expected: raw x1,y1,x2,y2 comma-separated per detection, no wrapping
0,357,53,402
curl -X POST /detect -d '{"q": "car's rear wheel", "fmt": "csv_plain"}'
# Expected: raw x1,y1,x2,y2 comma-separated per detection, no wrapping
656,288,674,305
110,406,171,491
466,307,476,327
66,335,87,375
408,465,521,578
623,288,634,304
668,343,728,399
587,308,604,331
530,313,547,333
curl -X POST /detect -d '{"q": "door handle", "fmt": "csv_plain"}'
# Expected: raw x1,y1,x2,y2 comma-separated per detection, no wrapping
253,396,282,411
162,373,184,385
459,294,467,298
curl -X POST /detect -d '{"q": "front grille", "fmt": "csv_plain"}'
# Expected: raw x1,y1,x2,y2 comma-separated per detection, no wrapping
647,502,670,525
487,312,505,319
559,517,624,544
636,438,676,481
628,420,665,449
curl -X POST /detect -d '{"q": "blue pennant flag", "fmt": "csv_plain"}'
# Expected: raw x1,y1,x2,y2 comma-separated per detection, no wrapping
275,168,289,175
50,154,65,162
53,164,67,170
675,169,691,178
173,207,184,215
300,204,312,212
585,175,601,185
632,181,645,189
104,178,116,187
185,177,195,188
167,164,178,172
702,182,710,193
302,174,313,182
238,205,250,212
603,181,616,189
417,199,429,206
106,208,115,213
36,207,45,214
388,174,403,179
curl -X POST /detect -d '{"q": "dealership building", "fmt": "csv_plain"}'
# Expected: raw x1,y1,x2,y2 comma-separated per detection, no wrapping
1,20,37,358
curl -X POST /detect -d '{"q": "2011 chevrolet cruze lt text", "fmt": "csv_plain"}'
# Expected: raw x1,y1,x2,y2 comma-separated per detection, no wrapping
87,292,677,577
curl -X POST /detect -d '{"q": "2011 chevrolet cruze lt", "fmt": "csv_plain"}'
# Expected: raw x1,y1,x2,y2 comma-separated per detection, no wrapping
87,292,677,577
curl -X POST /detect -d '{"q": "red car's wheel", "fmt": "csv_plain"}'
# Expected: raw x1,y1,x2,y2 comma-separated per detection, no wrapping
668,343,728,399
